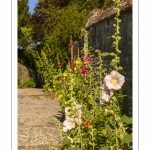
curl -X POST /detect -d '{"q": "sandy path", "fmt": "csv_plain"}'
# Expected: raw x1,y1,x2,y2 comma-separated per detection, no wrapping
18,88,63,150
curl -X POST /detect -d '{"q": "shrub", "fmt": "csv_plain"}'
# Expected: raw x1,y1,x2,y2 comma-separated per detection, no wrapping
18,77,36,88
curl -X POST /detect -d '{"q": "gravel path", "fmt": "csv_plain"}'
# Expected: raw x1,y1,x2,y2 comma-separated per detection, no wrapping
18,88,63,150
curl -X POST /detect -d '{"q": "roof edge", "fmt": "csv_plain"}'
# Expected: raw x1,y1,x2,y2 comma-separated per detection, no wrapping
85,0,132,29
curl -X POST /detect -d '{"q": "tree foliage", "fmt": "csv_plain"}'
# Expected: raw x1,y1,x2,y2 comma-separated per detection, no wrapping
18,0,31,49
18,0,114,70
18,0,37,69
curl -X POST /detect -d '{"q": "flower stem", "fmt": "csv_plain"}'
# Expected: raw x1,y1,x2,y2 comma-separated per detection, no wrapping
115,114,119,150
79,125,83,150
92,127,95,150
99,54,102,101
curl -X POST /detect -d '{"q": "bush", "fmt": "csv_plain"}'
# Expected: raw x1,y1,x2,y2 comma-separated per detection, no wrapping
18,77,36,88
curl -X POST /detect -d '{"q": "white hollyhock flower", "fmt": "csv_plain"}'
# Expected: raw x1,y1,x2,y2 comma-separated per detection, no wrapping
63,116,75,132
104,70,125,90
75,104,82,116
101,84,114,103
63,127,68,132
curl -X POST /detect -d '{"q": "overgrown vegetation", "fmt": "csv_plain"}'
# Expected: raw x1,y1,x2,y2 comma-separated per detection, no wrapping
18,77,36,88
32,0,132,149
18,0,132,149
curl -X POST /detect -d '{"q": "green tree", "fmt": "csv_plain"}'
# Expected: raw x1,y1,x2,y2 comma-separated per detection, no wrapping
18,0,30,49
30,0,113,70
18,0,37,69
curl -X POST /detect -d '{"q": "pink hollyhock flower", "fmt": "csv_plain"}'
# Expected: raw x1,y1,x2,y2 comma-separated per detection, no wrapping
81,66,89,76
104,70,125,90
83,56,91,62
70,60,76,72
68,42,74,48
57,62,61,68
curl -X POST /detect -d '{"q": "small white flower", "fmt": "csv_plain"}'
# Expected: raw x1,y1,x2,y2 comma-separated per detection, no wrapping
101,84,114,103
104,70,125,90
63,116,75,132
75,117,82,125
65,107,69,115
100,99,108,105
65,107,72,117
76,104,82,109
75,104,82,124
105,109,110,113
75,104,82,116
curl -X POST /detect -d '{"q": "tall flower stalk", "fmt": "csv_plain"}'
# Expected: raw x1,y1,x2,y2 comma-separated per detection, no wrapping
110,0,123,71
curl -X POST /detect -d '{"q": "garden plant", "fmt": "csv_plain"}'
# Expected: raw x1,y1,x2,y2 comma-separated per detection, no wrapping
36,0,132,149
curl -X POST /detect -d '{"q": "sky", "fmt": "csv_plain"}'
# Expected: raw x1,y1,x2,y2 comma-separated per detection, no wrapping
28,0,38,14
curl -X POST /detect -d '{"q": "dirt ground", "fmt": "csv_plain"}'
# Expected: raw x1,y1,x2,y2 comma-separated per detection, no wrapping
18,88,63,150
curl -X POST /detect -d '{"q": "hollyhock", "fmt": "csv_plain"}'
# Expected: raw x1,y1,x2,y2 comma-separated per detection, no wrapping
65,104,82,125
63,116,75,132
70,60,76,72
100,84,114,104
75,104,82,125
75,59,82,65
68,42,74,48
81,66,89,76
104,70,125,90
83,56,91,62
57,62,61,68
83,121,90,127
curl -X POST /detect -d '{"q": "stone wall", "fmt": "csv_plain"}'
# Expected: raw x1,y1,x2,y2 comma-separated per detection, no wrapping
84,0,132,116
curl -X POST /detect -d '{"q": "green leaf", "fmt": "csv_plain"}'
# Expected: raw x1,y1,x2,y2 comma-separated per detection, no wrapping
110,60,117,66
101,129,107,136
95,49,101,54
82,138,87,144
122,134,132,143
120,115,132,124
99,52,110,56
70,129,77,136
62,138,71,147
105,124,114,131
88,99,95,105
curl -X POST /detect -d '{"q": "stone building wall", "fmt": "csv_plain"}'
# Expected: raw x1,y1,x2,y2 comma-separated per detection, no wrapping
85,0,132,116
